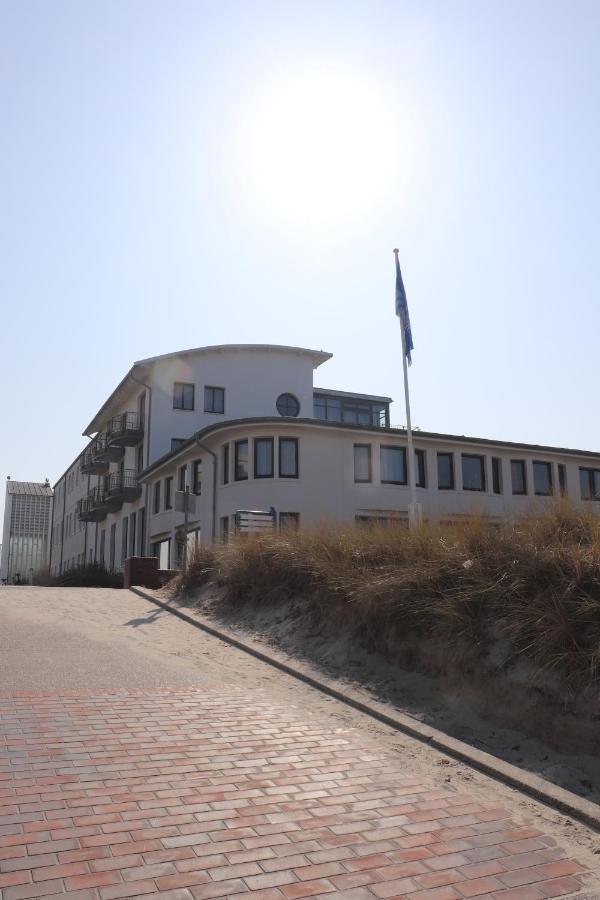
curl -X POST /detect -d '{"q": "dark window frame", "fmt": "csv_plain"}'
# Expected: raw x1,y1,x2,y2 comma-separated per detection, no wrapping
380,445,407,485
173,382,195,411
579,467,600,500
204,385,225,414
165,476,173,510
437,452,455,490
492,457,502,495
254,437,275,479
558,463,567,497
511,459,527,495
235,439,249,481
533,460,553,496
461,453,486,492
279,437,299,479
415,448,426,488
178,465,187,492
171,438,185,452
193,460,202,495
353,444,372,483
153,481,161,514
222,444,229,485
276,393,300,417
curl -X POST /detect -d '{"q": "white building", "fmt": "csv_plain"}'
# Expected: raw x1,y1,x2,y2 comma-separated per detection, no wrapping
1,480,53,584
49,343,600,574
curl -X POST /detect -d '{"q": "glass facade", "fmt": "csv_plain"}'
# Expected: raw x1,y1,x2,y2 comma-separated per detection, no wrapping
314,393,388,427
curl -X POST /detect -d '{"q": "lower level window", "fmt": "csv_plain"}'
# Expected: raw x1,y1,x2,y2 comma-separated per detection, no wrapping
579,467,600,500
254,438,274,478
437,453,454,490
380,446,406,484
279,438,298,478
511,460,527,495
533,461,553,496
235,440,249,481
461,454,485,491
354,444,371,482
220,516,230,542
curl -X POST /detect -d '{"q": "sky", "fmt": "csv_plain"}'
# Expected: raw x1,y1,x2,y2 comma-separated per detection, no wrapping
1,0,600,524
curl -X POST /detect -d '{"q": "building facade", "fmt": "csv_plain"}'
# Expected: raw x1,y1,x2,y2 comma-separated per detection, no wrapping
1,480,53,583
49,343,600,575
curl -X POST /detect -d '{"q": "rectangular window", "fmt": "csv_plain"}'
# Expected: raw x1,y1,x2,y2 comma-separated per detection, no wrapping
533,461,553,496
204,386,225,414
178,465,187,492
139,508,146,556
222,444,229,485
99,529,106,565
136,444,144,473
279,512,300,530
235,440,249,481
558,463,567,497
579,467,600,500
173,382,194,410
279,438,299,478
492,457,502,495
354,444,372,483
380,446,407,484
193,460,202,495
137,391,146,425
461,454,486,491
415,449,426,488
165,477,173,510
171,438,185,452
254,438,274,478
511,460,527,495
153,481,161,514
220,515,229,542
121,517,129,563
109,524,116,570
129,512,136,557
437,453,455,490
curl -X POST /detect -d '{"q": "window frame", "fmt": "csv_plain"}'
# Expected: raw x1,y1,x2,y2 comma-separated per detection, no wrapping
276,393,300,417
173,382,195,411
254,437,275,479
165,476,173,510
222,443,229,485
579,467,600,500
153,481,161,515
415,448,426,488
353,444,372,483
533,460,553,496
235,439,249,481
558,463,567,497
193,460,202,495
380,445,407,485
511,459,527,495
461,453,486,492
437,452,455,490
492,457,502,495
279,437,299,479
204,385,225,414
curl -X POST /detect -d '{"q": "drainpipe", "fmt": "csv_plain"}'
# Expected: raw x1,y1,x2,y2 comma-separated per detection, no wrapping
194,436,218,544
130,375,152,556
59,477,66,574
48,485,55,576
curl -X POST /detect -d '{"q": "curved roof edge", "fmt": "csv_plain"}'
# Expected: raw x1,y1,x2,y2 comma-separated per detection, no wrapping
139,415,600,481
83,344,332,436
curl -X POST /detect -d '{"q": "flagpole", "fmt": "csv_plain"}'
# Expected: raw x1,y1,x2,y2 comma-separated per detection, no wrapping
394,248,420,529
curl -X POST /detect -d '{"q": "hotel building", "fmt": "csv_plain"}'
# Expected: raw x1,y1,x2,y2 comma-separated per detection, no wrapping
48,343,600,574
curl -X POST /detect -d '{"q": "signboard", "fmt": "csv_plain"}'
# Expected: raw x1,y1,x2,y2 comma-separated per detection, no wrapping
234,509,276,533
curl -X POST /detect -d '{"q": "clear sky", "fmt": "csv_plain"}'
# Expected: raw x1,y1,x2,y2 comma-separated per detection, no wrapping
1,0,599,524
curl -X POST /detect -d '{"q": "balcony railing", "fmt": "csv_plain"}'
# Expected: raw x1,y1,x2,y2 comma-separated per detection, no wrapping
104,469,142,510
93,430,124,464
107,412,144,448
77,488,108,522
81,434,111,474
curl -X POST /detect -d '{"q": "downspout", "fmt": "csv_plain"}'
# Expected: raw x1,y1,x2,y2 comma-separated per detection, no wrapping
48,486,55,575
59,477,66,574
130,374,152,555
194,437,218,544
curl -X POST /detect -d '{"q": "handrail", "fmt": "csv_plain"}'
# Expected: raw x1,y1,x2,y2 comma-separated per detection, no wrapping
107,412,142,436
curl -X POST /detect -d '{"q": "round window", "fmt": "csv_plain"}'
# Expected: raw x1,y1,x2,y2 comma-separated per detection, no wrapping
276,393,300,417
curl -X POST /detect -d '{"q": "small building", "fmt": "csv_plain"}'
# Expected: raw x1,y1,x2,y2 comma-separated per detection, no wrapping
0,480,53,584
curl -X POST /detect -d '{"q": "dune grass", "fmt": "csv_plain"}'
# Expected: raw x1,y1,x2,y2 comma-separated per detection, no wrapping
172,507,600,701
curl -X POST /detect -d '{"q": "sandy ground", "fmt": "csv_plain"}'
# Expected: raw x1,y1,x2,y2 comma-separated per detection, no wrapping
174,587,600,811
1,585,599,876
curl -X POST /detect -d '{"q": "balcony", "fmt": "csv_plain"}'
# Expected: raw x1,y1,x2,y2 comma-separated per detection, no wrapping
80,435,111,475
107,412,144,448
93,431,124,464
104,470,142,511
77,488,108,522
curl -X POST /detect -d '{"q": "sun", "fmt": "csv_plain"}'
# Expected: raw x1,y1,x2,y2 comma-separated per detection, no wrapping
239,67,407,230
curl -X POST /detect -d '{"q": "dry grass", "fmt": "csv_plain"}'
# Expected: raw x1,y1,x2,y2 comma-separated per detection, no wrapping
172,507,600,701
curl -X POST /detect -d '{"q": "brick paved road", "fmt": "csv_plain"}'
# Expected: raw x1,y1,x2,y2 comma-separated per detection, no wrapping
0,589,598,898
0,686,595,900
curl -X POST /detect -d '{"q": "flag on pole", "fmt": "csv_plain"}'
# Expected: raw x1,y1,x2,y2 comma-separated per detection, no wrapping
394,250,414,365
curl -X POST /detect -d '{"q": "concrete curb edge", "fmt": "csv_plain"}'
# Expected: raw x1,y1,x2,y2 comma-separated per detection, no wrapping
129,586,600,833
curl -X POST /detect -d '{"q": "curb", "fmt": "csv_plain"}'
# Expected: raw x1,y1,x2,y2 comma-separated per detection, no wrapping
129,586,600,833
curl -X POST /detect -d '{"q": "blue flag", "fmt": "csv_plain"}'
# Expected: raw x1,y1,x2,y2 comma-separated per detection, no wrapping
394,251,413,365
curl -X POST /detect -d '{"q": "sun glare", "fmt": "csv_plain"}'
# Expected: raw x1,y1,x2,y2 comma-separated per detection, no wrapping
240,68,408,230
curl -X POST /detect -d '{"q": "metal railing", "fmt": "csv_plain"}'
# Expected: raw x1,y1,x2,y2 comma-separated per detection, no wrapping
105,469,140,494
107,412,143,440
